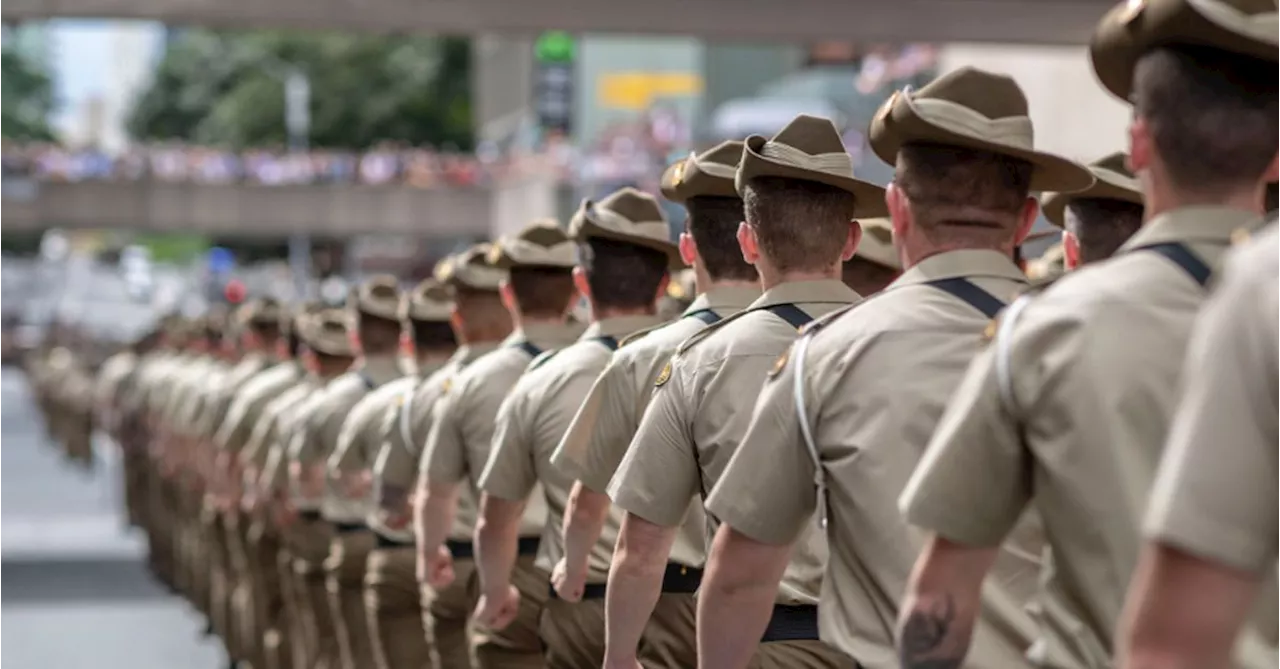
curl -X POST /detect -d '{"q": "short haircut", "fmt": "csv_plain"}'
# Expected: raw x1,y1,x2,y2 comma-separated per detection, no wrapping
1064,197,1145,265
508,266,576,319
410,319,458,352
741,176,857,272
356,312,402,353
841,256,900,295
314,351,355,368
1133,46,1278,194
895,142,1034,242
578,237,668,312
247,321,282,342
685,196,758,282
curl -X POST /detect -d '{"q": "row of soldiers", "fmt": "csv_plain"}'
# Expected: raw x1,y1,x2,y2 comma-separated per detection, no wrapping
74,0,1277,667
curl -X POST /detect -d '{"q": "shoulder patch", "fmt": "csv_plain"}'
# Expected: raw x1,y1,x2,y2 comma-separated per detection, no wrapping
982,317,999,342
1231,226,1252,246
441,377,453,395
768,345,792,379
676,308,753,355
654,361,673,387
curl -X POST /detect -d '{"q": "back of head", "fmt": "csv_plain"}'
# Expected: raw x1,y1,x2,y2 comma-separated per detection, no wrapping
570,187,680,313
895,143,1034,247
438,244,513,338
1065,197,1145,264
1134,46,1277,197
350,275,405,355
492,220,579,320
686,196,758,282
406,278,459,355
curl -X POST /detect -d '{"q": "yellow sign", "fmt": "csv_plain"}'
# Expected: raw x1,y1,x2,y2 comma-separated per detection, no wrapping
599,72,704,111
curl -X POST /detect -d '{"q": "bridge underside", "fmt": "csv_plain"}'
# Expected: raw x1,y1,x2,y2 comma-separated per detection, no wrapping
2,0,1114,45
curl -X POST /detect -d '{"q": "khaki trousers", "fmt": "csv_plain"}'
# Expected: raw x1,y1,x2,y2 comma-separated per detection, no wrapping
277,549,310,669
239,520,291,669
749,639,858,669
287,515,340,669
365,546,431,669
539,596,605,669
639,593,698,669
325,529,379,669
421,557,477,669
469,555,548,669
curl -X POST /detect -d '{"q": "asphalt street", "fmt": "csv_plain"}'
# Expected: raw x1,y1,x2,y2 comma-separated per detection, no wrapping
1,367,226,668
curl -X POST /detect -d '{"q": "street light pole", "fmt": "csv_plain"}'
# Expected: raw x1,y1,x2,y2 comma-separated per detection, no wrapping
282,67,314,301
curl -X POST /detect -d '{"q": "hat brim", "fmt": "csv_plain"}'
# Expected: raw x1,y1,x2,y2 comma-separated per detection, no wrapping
576,215,687,271
307,338,356,357
357,303,403,323
869,97,1096,194
1090,0,1280,103
736,135,889,218
661,160,740,204
1041,177,1145,227
851,219,900,270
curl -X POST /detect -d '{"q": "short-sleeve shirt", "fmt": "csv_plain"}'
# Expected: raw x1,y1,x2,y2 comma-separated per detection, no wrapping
479,315,665,581
609,279,858,604
705,251,1036,666
326,373,423,522
900,206,1263,668
216,361,305,456
1144,221,1279,660
371,343,499,542
551,285,759,569
254,376,322,496
421,323,583,537
195,353,273,440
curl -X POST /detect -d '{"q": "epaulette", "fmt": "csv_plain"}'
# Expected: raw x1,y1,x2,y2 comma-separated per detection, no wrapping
618,319,674,348
798,303,856,336
526,349,561,372
675,308,753,355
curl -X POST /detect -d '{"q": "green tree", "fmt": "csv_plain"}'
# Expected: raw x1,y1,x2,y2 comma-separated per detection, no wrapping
128,30,474,150
2,45,55,141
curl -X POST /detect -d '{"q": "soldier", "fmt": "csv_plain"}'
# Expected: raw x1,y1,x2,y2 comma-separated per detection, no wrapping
327,278,458,669
606,114,881,668
1041,151,1145,270
840,217,902,293
472,188,678,668
547,141,759,668
370,247,513,669
897,1,1278,666
696,68,1094,669
1118,222,1279,668
416,220,583,669
288,277,408,669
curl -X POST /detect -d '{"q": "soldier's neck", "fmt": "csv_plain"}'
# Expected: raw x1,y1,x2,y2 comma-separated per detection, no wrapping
757,262,841,291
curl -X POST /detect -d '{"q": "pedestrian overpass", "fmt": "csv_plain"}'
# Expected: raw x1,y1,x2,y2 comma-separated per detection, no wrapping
3,0,1114,45
1,178,559,240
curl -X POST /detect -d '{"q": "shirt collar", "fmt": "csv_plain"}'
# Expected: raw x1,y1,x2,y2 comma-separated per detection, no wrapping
511,321,583,349
359,353,404,385
687,284,762,315
453,340,502,367
747,279,859,310
581,314,668,340
890,249,1027,289
1118,206,1261,253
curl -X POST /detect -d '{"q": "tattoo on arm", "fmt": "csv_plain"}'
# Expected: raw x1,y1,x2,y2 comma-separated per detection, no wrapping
899,594,962,669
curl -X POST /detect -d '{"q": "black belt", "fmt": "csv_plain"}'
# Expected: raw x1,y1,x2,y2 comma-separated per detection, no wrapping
550,581,608,601
761,604,819,643
375,535,413,549
298,510,323,522
660,562,702,594
444,536,540,560
333,521,366,534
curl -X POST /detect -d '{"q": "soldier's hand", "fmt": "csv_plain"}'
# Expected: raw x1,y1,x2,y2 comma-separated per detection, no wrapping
473,583,520,630
550,557,585,603
422,545,454,589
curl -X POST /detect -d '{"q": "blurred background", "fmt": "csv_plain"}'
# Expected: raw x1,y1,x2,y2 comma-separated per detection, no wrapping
0,4,1130,666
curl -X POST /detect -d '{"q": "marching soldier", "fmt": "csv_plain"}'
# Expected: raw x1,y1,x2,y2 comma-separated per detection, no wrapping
897,1,1277,666
416,220,583,669
550,141,760,669
1041,151,1145,269
289,278,408,669
606,114,881,668
839,217,902,293
473,188,678,668
327,278,458,669
697,69,1095,669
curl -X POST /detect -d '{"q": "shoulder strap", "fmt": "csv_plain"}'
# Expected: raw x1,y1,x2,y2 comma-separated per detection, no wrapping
595,335,619,351
397,387,417,453
763,303,815,330
1137,242,1212,288
995,293,1036,414
515,340,543,358
685,308,722,326
356,371,377,390
926,277,1006,319
791,329,829,530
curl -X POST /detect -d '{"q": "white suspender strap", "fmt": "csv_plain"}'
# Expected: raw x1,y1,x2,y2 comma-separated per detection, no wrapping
398,387,417,455
995,294,1035,414
791,331,828,530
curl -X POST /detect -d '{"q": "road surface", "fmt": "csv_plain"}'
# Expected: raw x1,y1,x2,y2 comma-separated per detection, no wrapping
1,367,226,669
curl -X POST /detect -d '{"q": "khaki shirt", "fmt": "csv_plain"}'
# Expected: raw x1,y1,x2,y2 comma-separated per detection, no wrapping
255,376,322,495
421,323,583,537
706,251,1035,667
901,206,1262,668
372,343,499,542
194,353,273,441
551,285,760,569
288,355,402,517
480,315,666,580
94,351,137,415
609,279,858,604
216,361,305,456
327,373,428,522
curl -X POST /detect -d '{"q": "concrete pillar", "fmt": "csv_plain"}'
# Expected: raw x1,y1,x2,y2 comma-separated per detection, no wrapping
472,34,535,143
936,44,1132,164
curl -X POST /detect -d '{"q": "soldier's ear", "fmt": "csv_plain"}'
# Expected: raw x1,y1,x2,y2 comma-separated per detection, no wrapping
678,232,697,267
736,222,760,265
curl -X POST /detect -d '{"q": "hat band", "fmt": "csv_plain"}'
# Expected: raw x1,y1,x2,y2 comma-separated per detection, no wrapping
905,96,1036,150
759,143,855,177
692,160,737,180
586,207,671,242
455,265,509,287
1092,166,1140,194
